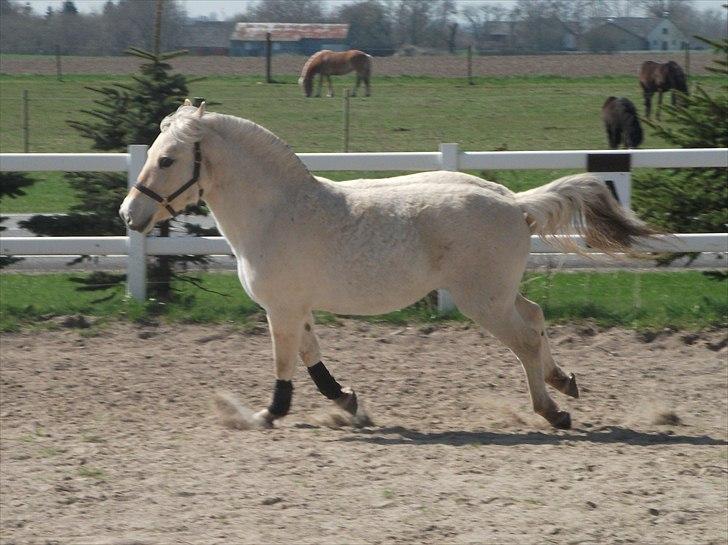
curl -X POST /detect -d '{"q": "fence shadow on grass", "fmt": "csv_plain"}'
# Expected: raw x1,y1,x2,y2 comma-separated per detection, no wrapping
338,425,727,447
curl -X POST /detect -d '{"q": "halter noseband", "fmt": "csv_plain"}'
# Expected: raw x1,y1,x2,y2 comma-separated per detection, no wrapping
133,142,203,217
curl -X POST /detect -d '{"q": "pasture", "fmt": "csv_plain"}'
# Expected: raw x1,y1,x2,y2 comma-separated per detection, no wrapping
0,73,685,213
1,58,726,544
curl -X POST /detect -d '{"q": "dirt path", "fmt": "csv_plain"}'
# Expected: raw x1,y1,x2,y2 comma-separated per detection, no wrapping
1,320,726,544
0,52,714,77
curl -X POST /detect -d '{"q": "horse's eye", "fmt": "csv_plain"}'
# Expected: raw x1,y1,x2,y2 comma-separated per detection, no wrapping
159,157,174,168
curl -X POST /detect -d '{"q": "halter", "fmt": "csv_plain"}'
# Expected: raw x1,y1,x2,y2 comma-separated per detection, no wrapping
133,142,203,217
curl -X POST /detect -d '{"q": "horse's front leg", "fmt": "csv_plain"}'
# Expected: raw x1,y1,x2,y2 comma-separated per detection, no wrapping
643,91,653,118
299,315,371,425
315,74,323,97
252,312,306,427
656,91,664,120
326,75,334,98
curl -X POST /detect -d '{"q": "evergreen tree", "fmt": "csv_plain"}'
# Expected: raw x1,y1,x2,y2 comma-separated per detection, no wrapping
632,33,728,250
0,172,35,268
21,48,216,299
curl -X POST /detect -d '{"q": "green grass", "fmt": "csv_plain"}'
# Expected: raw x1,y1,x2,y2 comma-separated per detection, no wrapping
2,73,721,213
1,271,725,332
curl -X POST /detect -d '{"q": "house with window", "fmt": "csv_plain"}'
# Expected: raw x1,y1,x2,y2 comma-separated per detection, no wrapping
229,23,349,57
581,17,689,52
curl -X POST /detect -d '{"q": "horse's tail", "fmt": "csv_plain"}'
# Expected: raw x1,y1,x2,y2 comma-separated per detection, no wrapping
515,174,657,256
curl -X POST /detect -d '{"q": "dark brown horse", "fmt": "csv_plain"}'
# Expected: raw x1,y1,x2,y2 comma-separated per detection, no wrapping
602,97,643,149
639,60,688,119
298,49,372,98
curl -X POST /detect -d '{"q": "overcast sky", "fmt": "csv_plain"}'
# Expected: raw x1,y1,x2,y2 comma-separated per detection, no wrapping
22,0,728,20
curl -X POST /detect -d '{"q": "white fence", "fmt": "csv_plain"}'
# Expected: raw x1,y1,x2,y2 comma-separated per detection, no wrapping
1,144,727,307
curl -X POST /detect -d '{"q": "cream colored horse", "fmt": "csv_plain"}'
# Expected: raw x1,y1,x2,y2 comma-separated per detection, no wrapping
120,102,656,431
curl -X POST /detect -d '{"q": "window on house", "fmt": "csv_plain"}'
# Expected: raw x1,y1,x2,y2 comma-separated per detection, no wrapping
662,27,668,34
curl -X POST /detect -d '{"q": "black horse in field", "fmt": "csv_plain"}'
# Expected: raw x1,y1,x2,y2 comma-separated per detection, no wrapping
602,97,643,149
639,60,688,119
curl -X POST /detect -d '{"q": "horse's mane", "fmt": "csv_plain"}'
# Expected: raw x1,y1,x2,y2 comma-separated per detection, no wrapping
162,106,311,180
300,50,329,79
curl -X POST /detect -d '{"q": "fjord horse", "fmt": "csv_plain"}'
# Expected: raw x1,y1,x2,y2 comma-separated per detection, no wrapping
639,60,688,119
299,49,372,98
602,97,644,149
120,102,658,432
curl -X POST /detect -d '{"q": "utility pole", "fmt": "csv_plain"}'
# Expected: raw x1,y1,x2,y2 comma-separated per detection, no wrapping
154,0,164,55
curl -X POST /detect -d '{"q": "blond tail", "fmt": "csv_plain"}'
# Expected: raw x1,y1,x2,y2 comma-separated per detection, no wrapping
515,173,658,256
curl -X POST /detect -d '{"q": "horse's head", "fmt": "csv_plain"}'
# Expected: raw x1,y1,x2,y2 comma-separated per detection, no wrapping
119,100,208,233
299,75,314,97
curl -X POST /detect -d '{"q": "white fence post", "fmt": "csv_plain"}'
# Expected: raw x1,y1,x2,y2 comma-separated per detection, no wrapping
126,145,147,301
437,143,460,314
590,171,632,209
586,152,632,209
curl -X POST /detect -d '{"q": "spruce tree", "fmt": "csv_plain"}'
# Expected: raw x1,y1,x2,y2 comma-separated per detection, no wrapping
632,34,728,236
21,48,216,299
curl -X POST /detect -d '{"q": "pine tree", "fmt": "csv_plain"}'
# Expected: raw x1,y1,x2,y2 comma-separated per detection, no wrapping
21,48,216,299
632,34,728,236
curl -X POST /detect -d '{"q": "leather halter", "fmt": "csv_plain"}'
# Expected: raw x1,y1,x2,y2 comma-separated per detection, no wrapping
133,142,203,217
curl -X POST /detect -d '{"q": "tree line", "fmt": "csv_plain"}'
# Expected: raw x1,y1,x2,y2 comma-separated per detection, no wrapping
1,0,725,57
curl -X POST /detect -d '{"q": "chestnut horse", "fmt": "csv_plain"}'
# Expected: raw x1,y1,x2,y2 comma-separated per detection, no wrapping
639,60,688,119
602,97,643,149
298,49,372,98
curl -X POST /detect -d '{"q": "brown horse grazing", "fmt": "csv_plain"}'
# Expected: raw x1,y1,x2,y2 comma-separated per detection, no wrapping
639,60,688,119
298,49,372,98
602,96,643,149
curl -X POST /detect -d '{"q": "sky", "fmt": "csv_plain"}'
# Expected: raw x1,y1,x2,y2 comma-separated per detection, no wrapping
21,0,728,20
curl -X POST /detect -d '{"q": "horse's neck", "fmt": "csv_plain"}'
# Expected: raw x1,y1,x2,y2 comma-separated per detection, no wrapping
202,121,316,251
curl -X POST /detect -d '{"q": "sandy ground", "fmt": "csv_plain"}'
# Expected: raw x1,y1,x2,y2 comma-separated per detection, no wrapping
1,319,726,545
0,52,714,77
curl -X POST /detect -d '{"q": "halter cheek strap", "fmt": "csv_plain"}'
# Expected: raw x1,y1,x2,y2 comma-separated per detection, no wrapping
133,142,203,217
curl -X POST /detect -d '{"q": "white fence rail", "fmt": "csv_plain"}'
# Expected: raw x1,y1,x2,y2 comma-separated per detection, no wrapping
2,145,727,305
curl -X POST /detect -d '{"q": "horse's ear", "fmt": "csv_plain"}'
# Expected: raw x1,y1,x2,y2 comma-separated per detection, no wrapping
196,101,206,117
184,98,192,106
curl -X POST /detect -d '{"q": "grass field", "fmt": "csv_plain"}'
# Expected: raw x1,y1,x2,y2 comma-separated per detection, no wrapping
1,271,725,332
5,73,720,213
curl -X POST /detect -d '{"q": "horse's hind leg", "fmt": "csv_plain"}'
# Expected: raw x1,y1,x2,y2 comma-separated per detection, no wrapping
515,294,578,399
452,290,572,429
299,315,371,425
352,74,360,97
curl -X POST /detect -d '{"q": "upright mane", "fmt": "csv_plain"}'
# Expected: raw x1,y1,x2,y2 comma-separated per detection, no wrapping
161,106,312,181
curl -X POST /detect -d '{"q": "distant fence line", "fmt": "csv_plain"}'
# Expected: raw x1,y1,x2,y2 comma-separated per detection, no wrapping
1,145,726,311
0,51,714,78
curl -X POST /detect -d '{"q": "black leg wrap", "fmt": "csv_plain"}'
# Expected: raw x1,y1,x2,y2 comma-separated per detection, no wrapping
307,361,343,400
267,379,293,417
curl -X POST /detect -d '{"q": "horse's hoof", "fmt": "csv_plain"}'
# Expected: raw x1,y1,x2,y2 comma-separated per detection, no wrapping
252,409,275,429
566,373,579,399
548,410,572,430
335,388,358,416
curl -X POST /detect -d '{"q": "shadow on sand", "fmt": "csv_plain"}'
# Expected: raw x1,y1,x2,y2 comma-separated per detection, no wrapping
337,425,727,448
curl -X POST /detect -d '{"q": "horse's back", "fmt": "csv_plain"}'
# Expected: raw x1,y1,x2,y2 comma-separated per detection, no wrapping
333,171,515,204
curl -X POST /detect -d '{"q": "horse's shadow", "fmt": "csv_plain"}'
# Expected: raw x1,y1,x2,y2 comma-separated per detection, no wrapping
337,425,727,447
